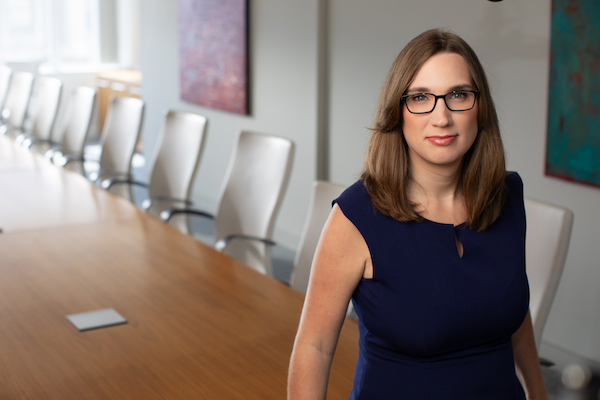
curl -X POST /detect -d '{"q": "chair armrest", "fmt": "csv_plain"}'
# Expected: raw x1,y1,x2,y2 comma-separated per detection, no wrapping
214,234,276,252
14,132,30,145
44,145,63,161
141,197,193,211
101,177,148,190
160,207,215,223
62,154,86,165
23,137,57,149
89,170,129,185
0,123,17,135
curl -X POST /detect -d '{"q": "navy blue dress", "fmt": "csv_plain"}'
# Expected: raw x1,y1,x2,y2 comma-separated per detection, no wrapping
335,172,529,399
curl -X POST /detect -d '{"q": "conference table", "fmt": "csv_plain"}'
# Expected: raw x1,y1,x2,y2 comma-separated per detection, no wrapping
0,136,359,399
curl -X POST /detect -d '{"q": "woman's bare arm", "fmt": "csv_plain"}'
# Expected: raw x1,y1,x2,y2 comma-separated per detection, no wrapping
288,205,370,399
512,310,549,400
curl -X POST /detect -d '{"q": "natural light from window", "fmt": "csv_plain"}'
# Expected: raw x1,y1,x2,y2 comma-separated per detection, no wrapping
0,0,117,73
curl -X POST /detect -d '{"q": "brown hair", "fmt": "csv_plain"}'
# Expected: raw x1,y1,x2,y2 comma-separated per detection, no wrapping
361,28,507,232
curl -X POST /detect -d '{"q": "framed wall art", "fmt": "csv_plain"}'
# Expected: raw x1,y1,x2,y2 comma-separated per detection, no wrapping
546,0,600,187
178,0,249,115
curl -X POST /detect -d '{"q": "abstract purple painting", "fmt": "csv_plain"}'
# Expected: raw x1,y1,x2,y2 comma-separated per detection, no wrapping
178,0,248,115
546,0,600,187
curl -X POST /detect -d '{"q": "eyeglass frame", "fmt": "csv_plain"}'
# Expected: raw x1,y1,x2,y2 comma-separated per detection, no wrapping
400,90,480,114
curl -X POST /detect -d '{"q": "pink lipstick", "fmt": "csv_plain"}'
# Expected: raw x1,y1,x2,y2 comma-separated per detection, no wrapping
426,135,457,145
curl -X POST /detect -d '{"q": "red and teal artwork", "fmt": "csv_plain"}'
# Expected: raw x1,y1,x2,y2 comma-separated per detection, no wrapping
178,0,249,115
546,0,600,187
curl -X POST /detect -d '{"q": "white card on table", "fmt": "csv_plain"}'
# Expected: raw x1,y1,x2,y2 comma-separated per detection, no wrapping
66,308,127,332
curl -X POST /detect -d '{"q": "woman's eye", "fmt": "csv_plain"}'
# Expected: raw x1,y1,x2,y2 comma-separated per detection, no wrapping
450,91,467,100
411,94,428,102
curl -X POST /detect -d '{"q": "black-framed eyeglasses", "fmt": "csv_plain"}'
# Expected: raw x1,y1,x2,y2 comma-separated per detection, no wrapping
401,90,479,114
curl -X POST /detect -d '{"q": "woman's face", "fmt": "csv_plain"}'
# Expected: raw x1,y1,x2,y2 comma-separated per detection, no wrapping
401,52,479,173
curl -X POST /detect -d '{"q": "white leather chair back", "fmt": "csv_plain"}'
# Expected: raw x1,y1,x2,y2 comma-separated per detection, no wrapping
215,130,294,275
291,181,346,294
524,197,574,348
0,66,12,111
149,110,208,201
99,96,144,177
147,110,208,233
60,86,96,155
29,77,62,141
1,71,34,127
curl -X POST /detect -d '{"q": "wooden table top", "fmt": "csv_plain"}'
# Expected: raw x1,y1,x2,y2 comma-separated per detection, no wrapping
0,135,139,233
0,135,46,172
0,168,140,233
0,137,359,399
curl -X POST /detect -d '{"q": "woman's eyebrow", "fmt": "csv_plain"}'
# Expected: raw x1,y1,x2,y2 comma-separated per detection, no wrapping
405,86,429,94
405,84,475,94
448,84,476,91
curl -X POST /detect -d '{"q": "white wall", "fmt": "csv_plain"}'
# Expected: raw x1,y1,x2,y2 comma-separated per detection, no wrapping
141,0,600,362
328,0,600,363
116,0,141,69
140,0,319,249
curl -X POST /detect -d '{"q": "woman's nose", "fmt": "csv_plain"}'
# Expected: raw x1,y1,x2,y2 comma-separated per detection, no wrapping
430,98,452,126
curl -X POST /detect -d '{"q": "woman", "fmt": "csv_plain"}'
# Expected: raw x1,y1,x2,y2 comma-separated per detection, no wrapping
288,29,549,399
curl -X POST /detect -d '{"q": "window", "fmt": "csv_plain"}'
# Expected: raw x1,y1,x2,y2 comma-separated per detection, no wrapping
0,0,121,71
52,0,102,65
0,0,50,62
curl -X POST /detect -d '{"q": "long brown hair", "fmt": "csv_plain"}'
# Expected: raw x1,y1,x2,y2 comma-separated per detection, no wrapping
361,29,507,232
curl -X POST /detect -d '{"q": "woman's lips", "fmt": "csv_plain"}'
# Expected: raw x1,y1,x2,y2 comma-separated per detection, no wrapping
426,135,457,145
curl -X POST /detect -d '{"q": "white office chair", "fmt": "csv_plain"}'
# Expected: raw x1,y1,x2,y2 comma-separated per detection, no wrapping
86,96,144,195
290,181,346,294
524,197,574,349
0,66,12,111
16,77,63,147
0,71,34,135
102,110,208,233
45,86,97,174
161,130,295,276
28,85,93,156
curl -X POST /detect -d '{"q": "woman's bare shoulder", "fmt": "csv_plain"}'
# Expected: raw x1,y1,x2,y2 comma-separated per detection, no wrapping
311,204,371,278
324,204,365,246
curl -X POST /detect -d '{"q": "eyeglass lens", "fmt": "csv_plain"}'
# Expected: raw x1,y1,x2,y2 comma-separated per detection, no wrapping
405,91,476,113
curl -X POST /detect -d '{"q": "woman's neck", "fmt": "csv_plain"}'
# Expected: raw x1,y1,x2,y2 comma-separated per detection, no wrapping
408,160,466,225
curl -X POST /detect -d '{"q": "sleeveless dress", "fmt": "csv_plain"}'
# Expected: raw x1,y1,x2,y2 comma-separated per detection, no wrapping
334,172,529,399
